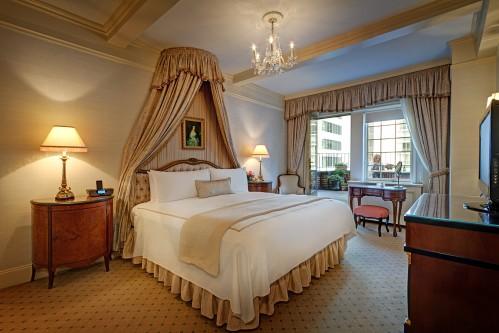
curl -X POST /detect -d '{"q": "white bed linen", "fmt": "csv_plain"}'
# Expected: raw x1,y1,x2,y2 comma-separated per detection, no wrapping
132,192,355,323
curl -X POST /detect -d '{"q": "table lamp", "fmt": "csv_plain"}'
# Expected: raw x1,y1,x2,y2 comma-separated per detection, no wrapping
252,144,270,181
40,126,87,201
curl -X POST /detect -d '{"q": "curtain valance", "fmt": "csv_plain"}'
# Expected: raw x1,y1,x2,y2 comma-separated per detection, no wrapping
151,47,226,89
285,65,450,120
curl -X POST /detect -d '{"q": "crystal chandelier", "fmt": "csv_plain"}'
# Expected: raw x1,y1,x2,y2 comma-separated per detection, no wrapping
251,11,297,75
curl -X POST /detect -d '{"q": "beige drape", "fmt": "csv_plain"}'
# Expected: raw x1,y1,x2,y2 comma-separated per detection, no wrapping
403,97,450,193
285,65,451,192
115,48,239,252
287,114,309,188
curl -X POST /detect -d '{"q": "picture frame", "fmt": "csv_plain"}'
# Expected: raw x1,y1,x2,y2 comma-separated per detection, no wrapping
182,117,205,150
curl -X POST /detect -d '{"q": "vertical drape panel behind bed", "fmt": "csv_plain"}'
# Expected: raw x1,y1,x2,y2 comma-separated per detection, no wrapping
114,47,240,253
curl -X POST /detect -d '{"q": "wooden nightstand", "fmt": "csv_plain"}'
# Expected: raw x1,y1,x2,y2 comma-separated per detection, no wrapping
30,196,113,288
248,181,273,193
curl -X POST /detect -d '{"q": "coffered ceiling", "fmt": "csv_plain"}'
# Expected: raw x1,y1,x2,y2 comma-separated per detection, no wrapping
4,0,492,98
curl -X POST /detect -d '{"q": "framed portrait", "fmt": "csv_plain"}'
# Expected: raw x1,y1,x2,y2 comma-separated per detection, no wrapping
182,117,205,149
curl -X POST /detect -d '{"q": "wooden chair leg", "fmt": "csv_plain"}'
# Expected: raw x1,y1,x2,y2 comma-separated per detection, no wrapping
378,218,382,237
362,217,366,228
354,214,358,229
385,216,390,232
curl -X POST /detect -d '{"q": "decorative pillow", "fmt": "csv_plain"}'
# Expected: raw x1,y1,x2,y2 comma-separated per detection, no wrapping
148,169,210,202
195,178,233,198
210,168,248,193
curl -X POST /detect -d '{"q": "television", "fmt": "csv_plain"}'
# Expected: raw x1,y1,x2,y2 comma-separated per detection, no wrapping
479,98,499,210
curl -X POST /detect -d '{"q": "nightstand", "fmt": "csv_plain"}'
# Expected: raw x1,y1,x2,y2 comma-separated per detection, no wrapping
248,181,273,193
31,196,113,288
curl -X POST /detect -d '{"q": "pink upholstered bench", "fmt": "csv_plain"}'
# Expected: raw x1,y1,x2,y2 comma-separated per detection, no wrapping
353,205,390,237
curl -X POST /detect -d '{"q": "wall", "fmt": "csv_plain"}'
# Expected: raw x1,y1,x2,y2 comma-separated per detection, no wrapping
224,95,286,186
450,56,496,197
0,26,286,288
0,26,152,287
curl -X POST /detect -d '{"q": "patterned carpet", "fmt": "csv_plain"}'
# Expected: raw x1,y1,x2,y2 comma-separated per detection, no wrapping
0,226,407,333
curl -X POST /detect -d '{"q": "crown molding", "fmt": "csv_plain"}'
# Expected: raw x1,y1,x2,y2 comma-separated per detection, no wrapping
224,73,284,111
13,0,145,38
0,19,156,72
233,0,482,86
284,58,451,100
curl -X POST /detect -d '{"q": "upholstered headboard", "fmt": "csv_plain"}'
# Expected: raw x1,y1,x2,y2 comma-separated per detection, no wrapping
134,158,221,204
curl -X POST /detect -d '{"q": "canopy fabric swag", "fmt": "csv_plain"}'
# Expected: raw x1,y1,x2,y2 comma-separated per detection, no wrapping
115,47,239,253
285,65,451,194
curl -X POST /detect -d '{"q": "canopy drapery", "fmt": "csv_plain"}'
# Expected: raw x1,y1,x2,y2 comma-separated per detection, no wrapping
115,47,239,252
285,65,451,193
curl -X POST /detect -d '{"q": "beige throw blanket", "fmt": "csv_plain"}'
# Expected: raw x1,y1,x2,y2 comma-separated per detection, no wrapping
179,195,325,276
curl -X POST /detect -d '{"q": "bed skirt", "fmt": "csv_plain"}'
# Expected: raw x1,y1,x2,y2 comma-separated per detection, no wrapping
132,236,345,331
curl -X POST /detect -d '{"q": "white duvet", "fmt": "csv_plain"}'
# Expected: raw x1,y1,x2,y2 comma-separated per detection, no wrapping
132,192,355,323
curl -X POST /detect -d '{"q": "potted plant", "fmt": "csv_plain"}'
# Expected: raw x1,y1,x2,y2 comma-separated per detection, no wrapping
327,174,343,191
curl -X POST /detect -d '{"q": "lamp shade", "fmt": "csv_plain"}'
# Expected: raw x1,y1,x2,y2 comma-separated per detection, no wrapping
252,144,269,158
40,126,88,152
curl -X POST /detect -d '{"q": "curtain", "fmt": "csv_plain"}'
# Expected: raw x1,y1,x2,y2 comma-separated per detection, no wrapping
402,97,450,193
287,114,308,189
115,48,239,253
284,65,450,194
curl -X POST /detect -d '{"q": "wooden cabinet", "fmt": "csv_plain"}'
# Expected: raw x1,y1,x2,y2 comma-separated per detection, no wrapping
248,181,273,193
404,194,499,333
31,196,113,288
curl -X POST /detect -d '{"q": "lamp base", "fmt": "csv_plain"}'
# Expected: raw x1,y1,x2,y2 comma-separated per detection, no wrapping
55,187,75,201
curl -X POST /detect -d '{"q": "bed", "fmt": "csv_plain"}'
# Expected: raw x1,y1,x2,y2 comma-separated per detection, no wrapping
129,159,355,331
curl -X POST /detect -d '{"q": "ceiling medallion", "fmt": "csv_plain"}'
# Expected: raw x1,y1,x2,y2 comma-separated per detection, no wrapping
250,11,297,75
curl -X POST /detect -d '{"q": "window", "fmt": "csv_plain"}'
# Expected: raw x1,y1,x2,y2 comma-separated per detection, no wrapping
321,155,342,168
366,118,412,181
322,121,342,134
322,139,341,150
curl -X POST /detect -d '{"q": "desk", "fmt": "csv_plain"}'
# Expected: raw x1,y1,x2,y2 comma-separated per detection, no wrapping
348,184,406,236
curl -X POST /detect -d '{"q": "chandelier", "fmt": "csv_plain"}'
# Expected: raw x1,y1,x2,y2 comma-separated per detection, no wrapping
250,11,297,75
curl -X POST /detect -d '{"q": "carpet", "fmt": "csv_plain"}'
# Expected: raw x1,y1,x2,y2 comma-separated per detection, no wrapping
0,226,407,333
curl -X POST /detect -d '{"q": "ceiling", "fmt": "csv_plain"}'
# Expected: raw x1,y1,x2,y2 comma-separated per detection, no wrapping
141,0,479,96
11,0,484,98
257,14,473,95
25,0,123,25
143,0,434,74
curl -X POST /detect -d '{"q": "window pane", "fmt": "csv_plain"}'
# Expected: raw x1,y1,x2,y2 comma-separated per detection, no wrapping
368,139,380,152
381,152,395,165
396,152,411,166
396,137,411,151
368,125,381,139
381,139,395,152
383,120,396,125
381,125,395,139
397,123,410,137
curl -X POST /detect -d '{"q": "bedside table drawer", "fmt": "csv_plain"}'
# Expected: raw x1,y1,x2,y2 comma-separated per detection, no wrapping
248,182,273,193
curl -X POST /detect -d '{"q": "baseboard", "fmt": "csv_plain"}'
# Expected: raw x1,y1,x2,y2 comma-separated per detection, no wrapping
0,264,33,289
0,259,104,289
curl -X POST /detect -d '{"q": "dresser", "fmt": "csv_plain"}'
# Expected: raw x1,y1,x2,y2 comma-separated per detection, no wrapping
404,194,499,332
248,181,273,193
31,196,113,288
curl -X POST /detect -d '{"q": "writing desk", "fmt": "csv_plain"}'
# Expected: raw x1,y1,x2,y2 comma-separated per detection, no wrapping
348,183,407,236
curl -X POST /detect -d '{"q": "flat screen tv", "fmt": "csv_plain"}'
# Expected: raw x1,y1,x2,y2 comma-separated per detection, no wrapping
479,99,499,209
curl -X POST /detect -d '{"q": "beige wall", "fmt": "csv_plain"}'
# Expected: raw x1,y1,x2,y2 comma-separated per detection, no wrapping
450,56,496,197
0,27,152,286
0,26,286,288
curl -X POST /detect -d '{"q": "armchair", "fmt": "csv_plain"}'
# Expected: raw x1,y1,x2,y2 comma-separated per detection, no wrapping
277,174,305,195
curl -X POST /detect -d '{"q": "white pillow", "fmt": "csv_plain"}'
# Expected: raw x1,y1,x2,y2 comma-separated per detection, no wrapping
148,169,210,202
210,168,248,193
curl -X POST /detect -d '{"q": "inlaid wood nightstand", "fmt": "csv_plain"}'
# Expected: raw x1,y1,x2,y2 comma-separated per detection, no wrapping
30,196,113,289
248,181,273,193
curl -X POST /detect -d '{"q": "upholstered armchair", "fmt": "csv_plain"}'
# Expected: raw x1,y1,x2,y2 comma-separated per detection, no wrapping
277,174,305,195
